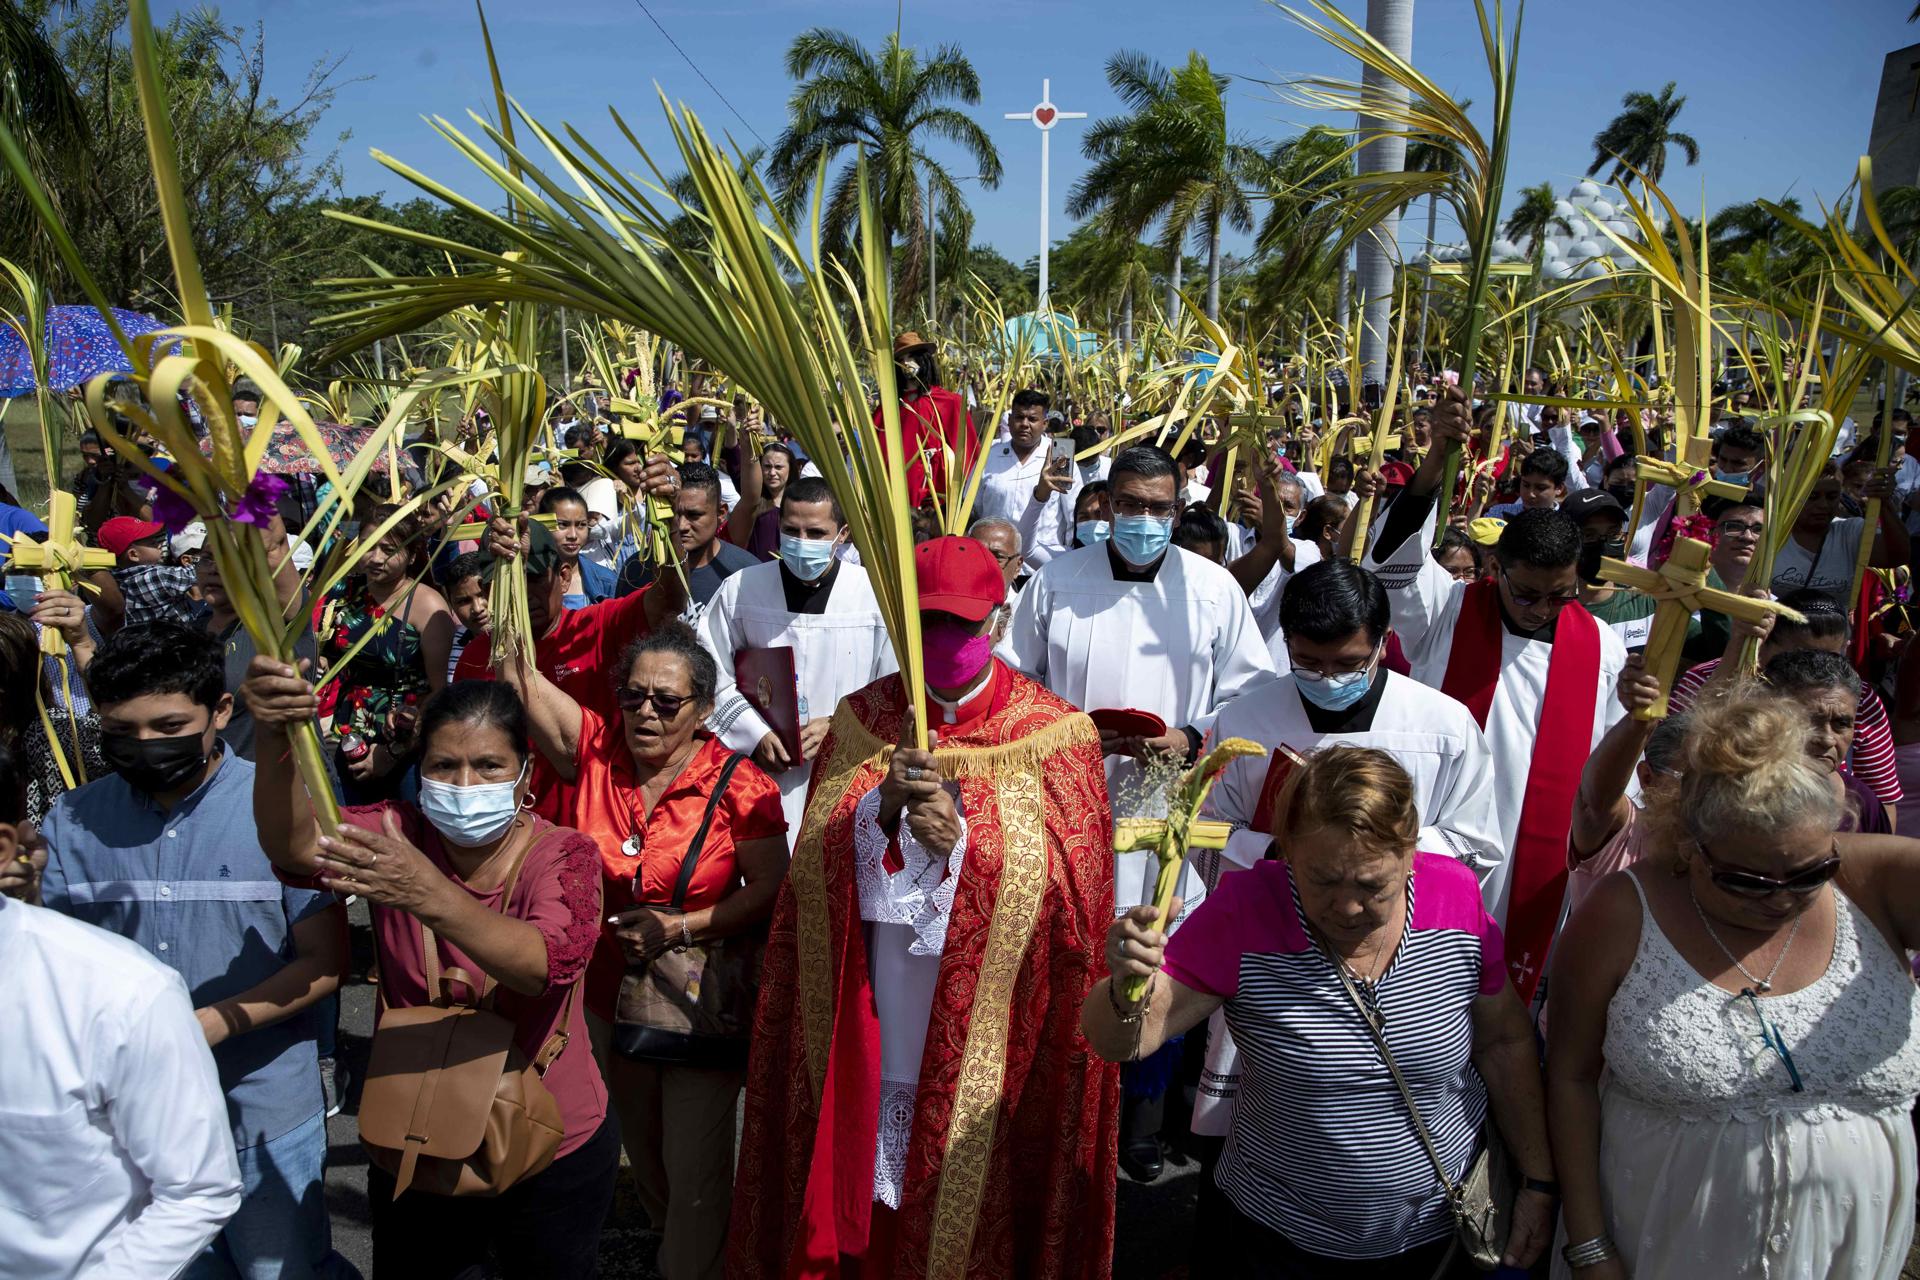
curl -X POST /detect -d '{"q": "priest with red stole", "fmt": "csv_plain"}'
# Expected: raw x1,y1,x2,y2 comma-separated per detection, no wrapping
1362,392,1626,1006
879,332,977,509
728,535,1118,1280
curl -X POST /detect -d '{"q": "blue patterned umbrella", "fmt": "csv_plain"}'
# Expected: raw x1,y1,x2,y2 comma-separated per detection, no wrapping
0,306,180,397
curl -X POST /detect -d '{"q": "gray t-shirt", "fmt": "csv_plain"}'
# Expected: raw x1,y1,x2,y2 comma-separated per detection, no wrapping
209,605,317,762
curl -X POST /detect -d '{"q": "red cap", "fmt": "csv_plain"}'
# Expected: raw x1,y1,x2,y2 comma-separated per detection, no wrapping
916,535,1005,622
1378,461,1415,487
98,516,167,558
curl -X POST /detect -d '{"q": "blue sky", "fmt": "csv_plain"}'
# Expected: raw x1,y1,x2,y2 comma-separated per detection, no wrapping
158,0,1920,262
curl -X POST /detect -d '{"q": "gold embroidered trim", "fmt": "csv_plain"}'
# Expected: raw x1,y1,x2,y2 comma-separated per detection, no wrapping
923,765,1048,1279
827,705,1099,779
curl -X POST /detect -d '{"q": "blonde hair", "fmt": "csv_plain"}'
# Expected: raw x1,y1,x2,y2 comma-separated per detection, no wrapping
1647,694,1840,863
1274,744,1420,860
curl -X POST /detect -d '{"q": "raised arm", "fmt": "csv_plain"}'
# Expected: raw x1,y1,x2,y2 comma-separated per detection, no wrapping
242,655,327,876
1572,657,1661,859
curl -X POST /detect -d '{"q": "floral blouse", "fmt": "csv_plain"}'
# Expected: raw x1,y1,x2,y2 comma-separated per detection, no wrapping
319,577,429,745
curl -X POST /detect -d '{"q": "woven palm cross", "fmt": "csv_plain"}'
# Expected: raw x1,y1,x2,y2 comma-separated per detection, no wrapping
8,492,115,656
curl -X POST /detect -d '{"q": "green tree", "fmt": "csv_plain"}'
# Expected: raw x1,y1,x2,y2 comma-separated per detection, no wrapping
1404,110,1468,362
0,0,90,264
959,244,1033,316
1503,182,1570,257
1070,50,1270,321
1586,81,1699,189
768,28,1002,315
0,1,352,326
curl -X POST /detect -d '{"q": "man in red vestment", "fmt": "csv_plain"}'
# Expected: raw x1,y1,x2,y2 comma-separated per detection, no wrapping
729,536,1117,1280
879,332,977,508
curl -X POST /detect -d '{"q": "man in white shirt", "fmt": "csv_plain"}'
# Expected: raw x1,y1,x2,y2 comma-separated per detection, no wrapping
0,772,242,1280
1000,442,1277,920
1227,463,1316,640
700,475,898,836
973,388,1077,567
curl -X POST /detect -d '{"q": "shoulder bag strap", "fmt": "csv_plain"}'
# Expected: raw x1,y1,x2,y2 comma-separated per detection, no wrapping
667,752,748,910
418,815,544,1008
1322,937,1460,1201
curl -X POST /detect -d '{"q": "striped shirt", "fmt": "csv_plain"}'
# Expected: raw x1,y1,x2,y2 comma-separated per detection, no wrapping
1672,657,1901,807
1163,853,1504,1258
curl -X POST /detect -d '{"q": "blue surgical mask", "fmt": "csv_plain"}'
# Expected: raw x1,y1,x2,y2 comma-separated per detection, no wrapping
1296,666,1375,712
560,592,590,612
1075,519,1110,547
1715,468,1751,486
418,764,527,848
1111,514,1173,567
236,414,258,428
779,532,837,581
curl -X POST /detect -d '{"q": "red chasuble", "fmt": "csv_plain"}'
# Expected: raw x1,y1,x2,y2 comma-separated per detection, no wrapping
1439,579,1600,1004
727,662,1118,1280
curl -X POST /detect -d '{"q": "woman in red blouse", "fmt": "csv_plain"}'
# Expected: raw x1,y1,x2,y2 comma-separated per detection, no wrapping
498,621,787,1280
242,667,613,1278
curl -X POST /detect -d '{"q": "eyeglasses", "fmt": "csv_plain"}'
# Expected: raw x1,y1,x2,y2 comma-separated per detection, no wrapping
1113,497,1179,520
1736,990,1805,1092
987,549,1022,567
1717,519,1765,537
616,686,694,718
1498,568,1582,610
1697,842,1842,898
1288,645,1381,682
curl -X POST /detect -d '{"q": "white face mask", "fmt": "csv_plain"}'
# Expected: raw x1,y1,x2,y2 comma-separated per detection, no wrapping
418,763,527,847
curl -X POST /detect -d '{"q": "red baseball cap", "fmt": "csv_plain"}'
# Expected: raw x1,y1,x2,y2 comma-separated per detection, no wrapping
98,516,167,558
1378,461,1415,487
916,535,1005,622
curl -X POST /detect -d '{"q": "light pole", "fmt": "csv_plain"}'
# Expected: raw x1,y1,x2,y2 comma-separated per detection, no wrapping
928,174,982,327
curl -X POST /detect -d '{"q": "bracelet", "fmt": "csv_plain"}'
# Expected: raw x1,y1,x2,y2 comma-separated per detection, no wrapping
1561,1236,1616,1268
1106,977,1147,1024
1523,1176,1561,1197
671,918,692,953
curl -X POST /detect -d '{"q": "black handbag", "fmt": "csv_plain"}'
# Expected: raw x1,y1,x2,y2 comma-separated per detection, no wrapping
611,753,764,1068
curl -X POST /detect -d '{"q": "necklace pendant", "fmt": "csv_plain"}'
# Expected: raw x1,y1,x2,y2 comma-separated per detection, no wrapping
1753,980,1772,994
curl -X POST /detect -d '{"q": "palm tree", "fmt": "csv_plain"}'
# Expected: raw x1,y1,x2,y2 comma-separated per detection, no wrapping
1070,50,1270,321
0,1,89,266
1502,182,1570,368
1353,0,1416,384
1586,82,1699,190
1404,109,1467,367
768,28,1002,314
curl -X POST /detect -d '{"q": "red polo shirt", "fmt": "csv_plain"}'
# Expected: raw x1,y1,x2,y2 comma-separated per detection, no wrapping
569,708,787,1019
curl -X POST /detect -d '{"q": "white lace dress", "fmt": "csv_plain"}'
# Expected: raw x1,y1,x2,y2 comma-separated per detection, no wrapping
1555,874,1920,1280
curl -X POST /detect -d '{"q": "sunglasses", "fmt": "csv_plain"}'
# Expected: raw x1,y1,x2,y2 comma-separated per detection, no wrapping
1698,843,1842,898
616,686,694,718
1498,568,1581,610
1737,990,1805,1093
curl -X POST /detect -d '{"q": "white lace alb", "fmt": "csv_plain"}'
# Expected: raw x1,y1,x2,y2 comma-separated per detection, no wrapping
852,784,971,1210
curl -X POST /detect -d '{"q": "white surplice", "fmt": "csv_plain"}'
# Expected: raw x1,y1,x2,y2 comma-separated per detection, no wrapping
1188,670,1502,1136
972,437,1078,568
699,559,898,836
1364,505,1627,925
998,542,1279,921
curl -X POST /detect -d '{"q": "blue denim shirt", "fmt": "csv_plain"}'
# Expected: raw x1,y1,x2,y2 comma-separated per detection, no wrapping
40,751,334,1148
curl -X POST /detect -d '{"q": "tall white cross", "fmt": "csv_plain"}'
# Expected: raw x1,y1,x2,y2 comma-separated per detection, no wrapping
1005,78,1085,310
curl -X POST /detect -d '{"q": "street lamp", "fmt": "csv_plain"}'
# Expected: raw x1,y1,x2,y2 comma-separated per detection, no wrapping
929,174,983,327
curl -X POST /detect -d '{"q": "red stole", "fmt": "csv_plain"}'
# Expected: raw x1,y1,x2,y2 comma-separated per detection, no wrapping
1439,579,1600,1003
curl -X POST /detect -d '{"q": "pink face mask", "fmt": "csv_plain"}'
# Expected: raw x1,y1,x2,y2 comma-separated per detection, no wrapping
922,620,994,687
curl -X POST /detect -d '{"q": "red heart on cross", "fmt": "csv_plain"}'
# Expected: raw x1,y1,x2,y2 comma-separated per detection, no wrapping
1035,106,1056,126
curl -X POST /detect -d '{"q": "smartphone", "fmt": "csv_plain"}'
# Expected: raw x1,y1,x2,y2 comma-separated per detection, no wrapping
1048,435,1076,470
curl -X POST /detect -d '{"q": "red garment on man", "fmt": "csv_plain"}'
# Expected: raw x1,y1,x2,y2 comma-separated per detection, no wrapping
727,662,1117,1280
878,388,976,508
452,586,657,821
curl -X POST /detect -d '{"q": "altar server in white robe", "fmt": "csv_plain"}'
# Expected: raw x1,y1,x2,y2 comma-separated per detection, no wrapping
700,474,897,836
1362,395,1626,1005
999,443,1277,921
1190,557,1501,1143
972,388,1078,568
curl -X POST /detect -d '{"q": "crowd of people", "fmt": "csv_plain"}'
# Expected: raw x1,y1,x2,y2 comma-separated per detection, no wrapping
7,336,1920,1280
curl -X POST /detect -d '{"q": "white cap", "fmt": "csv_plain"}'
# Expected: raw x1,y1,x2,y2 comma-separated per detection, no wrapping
578,476,621,522
172,521,208,553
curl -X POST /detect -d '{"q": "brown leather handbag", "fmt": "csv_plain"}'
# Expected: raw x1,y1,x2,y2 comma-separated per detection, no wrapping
612,753,764,1070
359,832,573,1199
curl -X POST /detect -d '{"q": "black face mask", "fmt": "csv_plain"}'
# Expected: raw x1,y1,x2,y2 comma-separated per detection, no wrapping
1605,483,1634,511
1578,537,1628,585
100,729,213,794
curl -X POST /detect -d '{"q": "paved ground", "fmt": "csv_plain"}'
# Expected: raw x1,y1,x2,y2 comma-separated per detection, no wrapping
317,906,1917,1279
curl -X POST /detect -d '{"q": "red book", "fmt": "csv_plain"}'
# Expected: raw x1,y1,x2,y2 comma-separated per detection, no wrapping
736,646,801,760
1250,744,1310,840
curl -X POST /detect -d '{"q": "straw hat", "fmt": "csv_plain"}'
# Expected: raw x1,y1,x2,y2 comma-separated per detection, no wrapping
892,331,935,359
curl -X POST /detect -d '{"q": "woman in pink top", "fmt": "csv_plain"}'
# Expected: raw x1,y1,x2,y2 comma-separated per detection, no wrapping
245,664,612,1279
